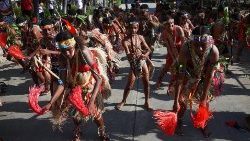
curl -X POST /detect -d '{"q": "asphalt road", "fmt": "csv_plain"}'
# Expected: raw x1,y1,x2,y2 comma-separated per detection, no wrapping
0,46,250,141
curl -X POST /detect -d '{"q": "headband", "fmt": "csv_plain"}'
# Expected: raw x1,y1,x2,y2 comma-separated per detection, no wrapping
190,34,213,43
17,20,27,27
58,37,76,49
129,21,139,25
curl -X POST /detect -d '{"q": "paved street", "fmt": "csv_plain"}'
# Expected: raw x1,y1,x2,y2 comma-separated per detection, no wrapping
0,46,250,141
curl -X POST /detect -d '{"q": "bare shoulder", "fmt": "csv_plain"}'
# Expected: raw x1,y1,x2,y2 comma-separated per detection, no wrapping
138,35,145,40
175,25,184,34
175,25,183,31
210,45,220,62
211,45,219,56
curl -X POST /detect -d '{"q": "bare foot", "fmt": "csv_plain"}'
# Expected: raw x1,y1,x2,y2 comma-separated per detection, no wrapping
115,102,125,111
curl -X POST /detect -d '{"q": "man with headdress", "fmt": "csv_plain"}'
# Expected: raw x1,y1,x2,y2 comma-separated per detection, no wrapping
43,31,110,141
84,25,120,82
115,17,152,111
173,26,223,137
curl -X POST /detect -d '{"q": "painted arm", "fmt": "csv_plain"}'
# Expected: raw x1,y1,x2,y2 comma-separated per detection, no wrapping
139,35,152,58
173,45,187,112
82,48,102,115
122,39,132,60
201,46,219,106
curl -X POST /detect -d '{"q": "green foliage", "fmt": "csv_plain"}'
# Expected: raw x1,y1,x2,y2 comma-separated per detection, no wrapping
223,7,230,26
44,8,51,18
13,6,21,18
76,15,87,24
246,27,250,36
86,5,95,16
114,0,122,6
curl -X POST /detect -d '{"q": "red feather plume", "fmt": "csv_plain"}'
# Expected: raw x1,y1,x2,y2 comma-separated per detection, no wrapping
28,85,47,115
0,32,8,48
61,19,77,35
153,110,177,136
7,45,25,60
191,104,212,129
68,86,89,116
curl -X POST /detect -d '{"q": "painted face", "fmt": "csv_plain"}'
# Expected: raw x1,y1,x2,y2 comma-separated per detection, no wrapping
41,24,55,39
61,47,74,58
130,23,139,34
164,19,174,31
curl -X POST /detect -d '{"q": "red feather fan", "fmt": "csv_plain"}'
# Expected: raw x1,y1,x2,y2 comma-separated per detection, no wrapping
61,19,77,35
0,32,8,48
153,110,177,136
28,85,46,115
7,45,25,60
68,86,89,116
191,104,212,129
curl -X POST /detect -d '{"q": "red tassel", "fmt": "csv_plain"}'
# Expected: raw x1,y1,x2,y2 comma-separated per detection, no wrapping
61,19,77,35
7,45,25,60
68,86,89,116
153,110,177,136
0,32,8,48
191,104,212,129
28,85,46,115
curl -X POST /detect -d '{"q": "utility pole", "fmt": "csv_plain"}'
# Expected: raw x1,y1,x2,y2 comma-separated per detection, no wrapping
63,0,67,14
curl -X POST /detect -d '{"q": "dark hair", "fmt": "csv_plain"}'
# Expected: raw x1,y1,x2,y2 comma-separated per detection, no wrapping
40,19,54,26
245,14,250,25
16,16,27,24
128,16,139,25
0,17,3,22
102,17,113,25
140,4,149,10
55,31,73,42
161,15,173,23
192,26,210,36
218,5,224,13
231,13,241,21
